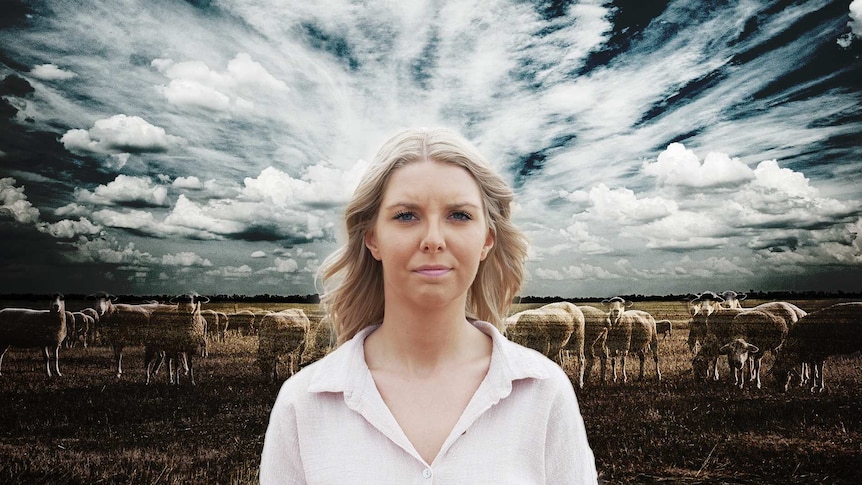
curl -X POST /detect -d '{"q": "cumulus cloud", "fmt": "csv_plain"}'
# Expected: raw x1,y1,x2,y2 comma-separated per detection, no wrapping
250,250,266,258
160,252,212,267
851,1,862,37
241,161,368,209
37,217,102,239
67,237,155,265
172,176,204,190
76,175,170,207
152,53,288,114
0,177,40,224
643,143,755,188
29,63,77,80
54,202,90,217
60,115,184,168
535,263,620,281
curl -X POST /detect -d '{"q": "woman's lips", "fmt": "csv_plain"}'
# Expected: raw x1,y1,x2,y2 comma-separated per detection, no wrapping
414,266,451,277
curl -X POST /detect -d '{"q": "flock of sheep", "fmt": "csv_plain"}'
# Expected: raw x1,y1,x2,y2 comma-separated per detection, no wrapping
0,291,860,392
503,291,862,392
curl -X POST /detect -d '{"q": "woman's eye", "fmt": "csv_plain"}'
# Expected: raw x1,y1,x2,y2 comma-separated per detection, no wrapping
450,211,472,221
394,211,416,221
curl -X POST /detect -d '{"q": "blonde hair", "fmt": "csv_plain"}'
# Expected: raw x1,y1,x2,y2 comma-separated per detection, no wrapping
317,127,529,344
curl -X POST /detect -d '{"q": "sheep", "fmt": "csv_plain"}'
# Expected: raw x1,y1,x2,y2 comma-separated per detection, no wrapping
544,302,586,388
63,311,76,349
598,297,661,383
200,309,220,354
719,309,787,389
655,320,672,339
257,309,310,382
300,315,334,367
705,301,807,388
770,302,862,393
227,310,255,336
578,305,611,385
70,311,93,348
215,311,229,342
80,307,100,345
90,292,156,378
719,291,747,309
143,293,209,385
688,292,745,381
0,293,67,377
504,303,574,368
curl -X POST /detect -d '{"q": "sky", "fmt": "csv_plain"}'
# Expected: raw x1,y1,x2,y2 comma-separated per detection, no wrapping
1,0,861,298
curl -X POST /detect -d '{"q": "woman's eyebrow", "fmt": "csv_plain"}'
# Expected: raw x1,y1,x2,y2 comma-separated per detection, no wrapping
383,202,481,211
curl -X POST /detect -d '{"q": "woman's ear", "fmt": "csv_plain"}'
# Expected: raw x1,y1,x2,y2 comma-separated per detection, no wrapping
365,230,382,261
480,228,495,261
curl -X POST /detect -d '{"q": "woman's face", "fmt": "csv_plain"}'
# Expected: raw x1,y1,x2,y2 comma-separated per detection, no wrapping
365,159,495,311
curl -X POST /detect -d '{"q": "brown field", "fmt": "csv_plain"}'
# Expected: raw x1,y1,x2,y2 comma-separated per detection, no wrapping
0,298,860,484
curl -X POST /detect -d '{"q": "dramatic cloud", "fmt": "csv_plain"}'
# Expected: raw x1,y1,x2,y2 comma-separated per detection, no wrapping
643,143,755,189
160,252,212,267
0,178,40,224
76,175,170,207
61,115,184,168
36,217,102,239
850,0,862,37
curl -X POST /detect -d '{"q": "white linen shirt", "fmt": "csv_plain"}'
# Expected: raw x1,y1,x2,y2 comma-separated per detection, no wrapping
260,320,598,484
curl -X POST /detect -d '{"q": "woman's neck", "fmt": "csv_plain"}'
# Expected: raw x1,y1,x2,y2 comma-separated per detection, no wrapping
366,302,485,375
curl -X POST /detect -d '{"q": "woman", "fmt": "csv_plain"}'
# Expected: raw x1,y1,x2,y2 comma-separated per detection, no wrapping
260,127,598,483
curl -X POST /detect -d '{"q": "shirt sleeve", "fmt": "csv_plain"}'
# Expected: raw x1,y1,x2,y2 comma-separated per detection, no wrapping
259,382,307,485
545,370,599,484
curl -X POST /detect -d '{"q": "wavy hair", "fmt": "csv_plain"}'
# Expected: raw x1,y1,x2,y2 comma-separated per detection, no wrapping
317,127,529,345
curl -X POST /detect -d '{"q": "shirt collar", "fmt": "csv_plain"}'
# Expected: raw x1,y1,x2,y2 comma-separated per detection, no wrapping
307,320,551,397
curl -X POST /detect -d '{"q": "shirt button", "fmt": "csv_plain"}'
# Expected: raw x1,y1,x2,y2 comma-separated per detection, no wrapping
422,468,432,479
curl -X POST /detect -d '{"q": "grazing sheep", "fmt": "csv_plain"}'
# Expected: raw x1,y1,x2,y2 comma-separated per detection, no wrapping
215,311,229,342
688,292,744,381
599,297,661,383
504,303,574,367
227,310,256,336
0,293,67,377
719,309,787,389
655,320,672,339
90,292,156,378
544,302,586,388
200,309,220,354
300,315,334,367
144,294,208,385
771,302,862,393
578,305,611,385
257,309,310,382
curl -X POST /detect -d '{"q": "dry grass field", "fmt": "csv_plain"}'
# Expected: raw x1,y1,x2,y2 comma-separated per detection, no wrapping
0,298,860,484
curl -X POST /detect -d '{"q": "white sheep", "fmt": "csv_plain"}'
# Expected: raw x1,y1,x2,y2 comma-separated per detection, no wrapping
504,303,575,368
543,302,586,388
655,319,672,339
599,297,661,383
226,310,255,336
688,292,745,381
257,309,309,382
144,294,208,385
578,305,611,385
719,291,747,309
0,293,67,377
300,315,334,367
719,309,786,389
70,311,94,348
63,311,76,349
215,311,229,342
80,307,100,345
770,302,862,393
90,292,159,378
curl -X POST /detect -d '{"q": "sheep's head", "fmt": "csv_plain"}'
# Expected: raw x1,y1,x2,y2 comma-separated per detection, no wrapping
89,292,116,316
768,345,801,393
603,296,631,325
691,292,723,317
720,338,759,370
687,314,708,353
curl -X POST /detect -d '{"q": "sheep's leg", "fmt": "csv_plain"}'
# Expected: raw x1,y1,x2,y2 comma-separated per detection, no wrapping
710,357,719,381
113,345,124,378
51,344,62,377
620,352,629,384
653,348,661,382
576,352,585,389
753,357,763,389
610,357,618,383
799,362,810,387
811,361,825,393
638,351,646,380
42,347,53,377
186,353,195,386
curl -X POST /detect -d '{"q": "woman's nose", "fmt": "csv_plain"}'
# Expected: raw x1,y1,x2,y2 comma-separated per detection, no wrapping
420,222,445,252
